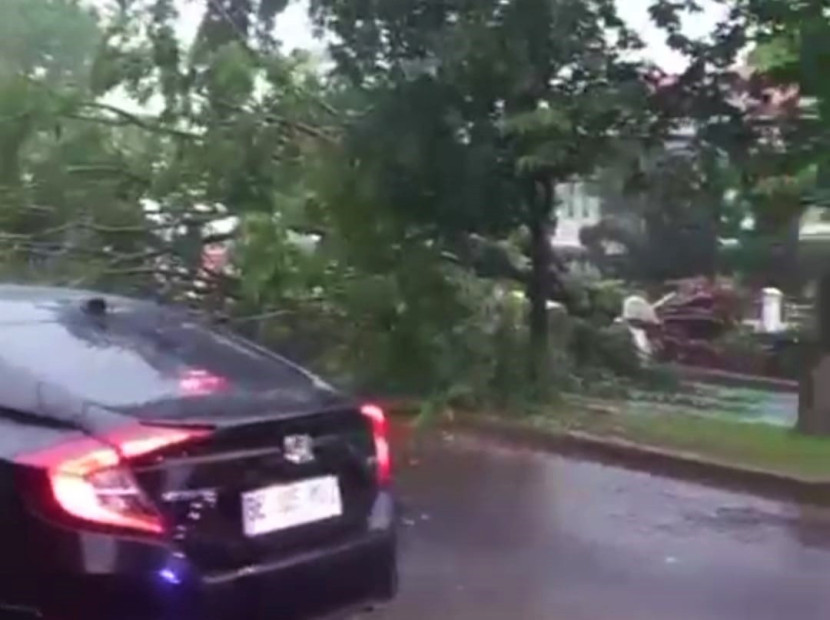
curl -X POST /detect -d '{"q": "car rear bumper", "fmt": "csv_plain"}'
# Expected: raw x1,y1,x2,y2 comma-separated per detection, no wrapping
201,531,396,620
21,493,397,620
26,532,395,620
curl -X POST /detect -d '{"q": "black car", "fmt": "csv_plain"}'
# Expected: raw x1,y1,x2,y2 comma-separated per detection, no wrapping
0,286,397,620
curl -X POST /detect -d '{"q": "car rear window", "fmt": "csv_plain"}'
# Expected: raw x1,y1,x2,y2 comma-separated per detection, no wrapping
0,305,322,413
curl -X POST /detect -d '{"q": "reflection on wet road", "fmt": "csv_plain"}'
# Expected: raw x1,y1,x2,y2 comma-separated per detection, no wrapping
378,427,830,620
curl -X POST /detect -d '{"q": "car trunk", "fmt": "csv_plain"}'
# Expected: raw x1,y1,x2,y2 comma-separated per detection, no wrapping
0,301,383,572
130,406,378,573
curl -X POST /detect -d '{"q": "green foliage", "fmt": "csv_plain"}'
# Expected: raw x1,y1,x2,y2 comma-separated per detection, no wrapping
0,0,99,83
566,318,640,380
0,0,340,302
239,231,539,407
0,0,161,289
310,0,654,388
714,326,768,374
590,135,749,282
234,138,542,405
4,0,786,412
740,0,830,216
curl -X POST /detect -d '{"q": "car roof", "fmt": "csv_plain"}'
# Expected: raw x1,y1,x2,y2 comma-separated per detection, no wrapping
0,284,343,426
0,283,137,304
0,284,163,323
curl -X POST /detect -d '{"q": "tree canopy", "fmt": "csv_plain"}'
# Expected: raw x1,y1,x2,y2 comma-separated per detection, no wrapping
1,0,820,401
310,0,660,383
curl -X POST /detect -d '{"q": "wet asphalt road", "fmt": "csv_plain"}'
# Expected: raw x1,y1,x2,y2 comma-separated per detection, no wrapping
375,426,830,620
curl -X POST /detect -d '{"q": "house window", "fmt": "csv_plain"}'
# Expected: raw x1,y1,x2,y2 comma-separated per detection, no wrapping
581,187,589,219
582,183,598,220
560,183,573,218
583,195,594,220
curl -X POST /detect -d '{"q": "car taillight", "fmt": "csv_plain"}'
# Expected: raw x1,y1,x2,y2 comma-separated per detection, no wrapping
179,368,229,396
361,404,391,484
18,425,209,535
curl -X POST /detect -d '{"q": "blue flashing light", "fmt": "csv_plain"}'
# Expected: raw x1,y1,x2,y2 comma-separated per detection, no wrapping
159,567,182,585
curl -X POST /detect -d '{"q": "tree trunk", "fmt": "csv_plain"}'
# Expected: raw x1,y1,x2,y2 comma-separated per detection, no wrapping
798,271,830,435
526,179,554,385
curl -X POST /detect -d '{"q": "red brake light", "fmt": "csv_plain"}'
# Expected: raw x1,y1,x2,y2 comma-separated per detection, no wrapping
18,425,209,535
179,369,229,396
361,404,391,484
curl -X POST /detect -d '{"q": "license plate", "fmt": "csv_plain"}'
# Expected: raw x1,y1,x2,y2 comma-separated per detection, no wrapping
241,476,342,537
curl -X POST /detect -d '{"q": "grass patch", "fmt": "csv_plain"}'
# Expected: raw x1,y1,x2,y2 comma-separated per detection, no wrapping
535,407,830,481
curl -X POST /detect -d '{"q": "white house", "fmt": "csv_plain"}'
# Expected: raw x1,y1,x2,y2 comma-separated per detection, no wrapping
553,179,602,249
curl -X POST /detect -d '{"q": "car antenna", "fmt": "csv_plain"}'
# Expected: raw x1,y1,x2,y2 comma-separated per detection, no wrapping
83,296,107,317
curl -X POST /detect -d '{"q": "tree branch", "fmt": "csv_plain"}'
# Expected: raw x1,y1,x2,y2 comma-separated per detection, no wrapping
70,102,201,140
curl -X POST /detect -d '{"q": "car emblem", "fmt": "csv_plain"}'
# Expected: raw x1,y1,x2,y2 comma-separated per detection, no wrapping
283,434,315,464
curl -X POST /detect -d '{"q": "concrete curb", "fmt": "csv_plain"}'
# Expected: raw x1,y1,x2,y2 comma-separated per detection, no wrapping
672,364,799,393
387,406,830,506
